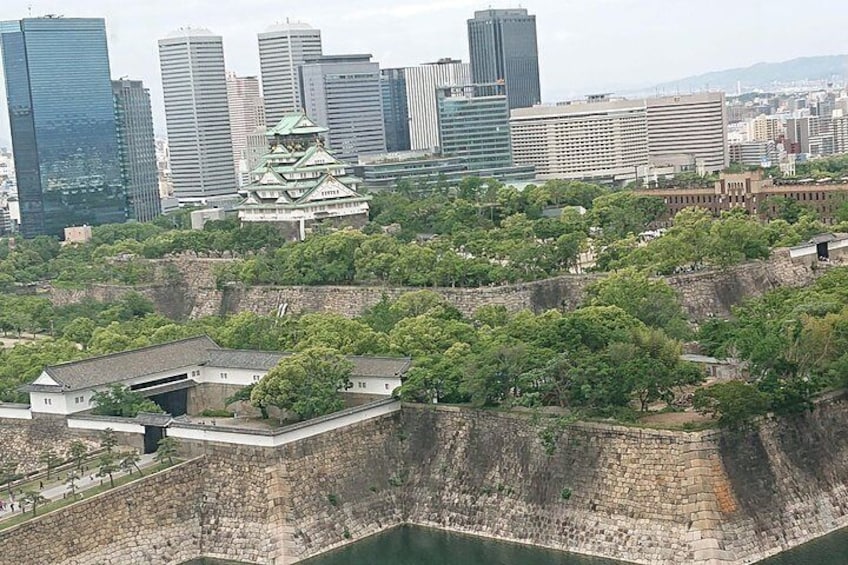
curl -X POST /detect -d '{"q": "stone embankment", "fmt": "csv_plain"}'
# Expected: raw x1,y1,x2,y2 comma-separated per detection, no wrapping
1,394,847,565
0,458,204,565
0,417,98,475
48,249,821,322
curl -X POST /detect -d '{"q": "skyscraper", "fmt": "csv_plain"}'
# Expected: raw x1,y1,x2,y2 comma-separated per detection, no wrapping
405,58,471,150
380,68,411,152
437,83,512,170
0,16,127,237
299,55,386,161
258,22,322,125
158,28,236,203
467,9,541,110
112,79,161,222
226,73,265,187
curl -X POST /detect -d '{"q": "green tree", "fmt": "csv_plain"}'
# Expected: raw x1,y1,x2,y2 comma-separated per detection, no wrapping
250,347,353,422
91,384,164,418
0,459,18,497
225,383,268,419
38,448,61,480
120,451,143,476
693,381,770,429
586,270,690,339
464,340,538,407
21,490,48,516
97,451,119,488
65,470,81,499
99,428,118,454
155,436,178,466
61,317,96,348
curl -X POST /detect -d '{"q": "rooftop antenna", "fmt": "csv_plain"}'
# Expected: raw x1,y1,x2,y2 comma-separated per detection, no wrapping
27,3,32,16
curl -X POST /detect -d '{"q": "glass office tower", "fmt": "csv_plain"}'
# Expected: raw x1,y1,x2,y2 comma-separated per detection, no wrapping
436,83,512,170
0,17,127,238
467,9,541,110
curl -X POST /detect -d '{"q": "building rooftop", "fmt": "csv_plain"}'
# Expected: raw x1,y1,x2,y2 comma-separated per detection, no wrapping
43,336,220,392
266,113,328,137
207,349,411,378
261,21,317,34
32,337,411,393
161,27,219,41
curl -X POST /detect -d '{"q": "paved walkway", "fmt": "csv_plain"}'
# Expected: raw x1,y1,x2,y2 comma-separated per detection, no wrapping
0,453,157,519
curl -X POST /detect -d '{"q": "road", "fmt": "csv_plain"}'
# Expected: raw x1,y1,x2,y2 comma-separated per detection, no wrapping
0,453,158,519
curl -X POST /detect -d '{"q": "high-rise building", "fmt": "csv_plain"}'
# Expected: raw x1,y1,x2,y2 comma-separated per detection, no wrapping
158,28,237,203
298,55,386,161
226,73,265,187
112,79,161,222
258,22,322,125
467,9,541,110
0,17,127,237
380,68,411,152
510,92,728,180
786,116,821,154
405,58,471,151
436,83,512,170
646,93,728,171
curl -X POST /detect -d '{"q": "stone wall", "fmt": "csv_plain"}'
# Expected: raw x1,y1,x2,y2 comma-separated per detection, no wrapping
46,250,821,322
176,411,406,565
0,416,98,475
398,396,848,565
2,398,847,565
0,458,204,565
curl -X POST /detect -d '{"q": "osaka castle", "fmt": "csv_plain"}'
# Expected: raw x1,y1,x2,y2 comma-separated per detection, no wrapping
237,113,371,240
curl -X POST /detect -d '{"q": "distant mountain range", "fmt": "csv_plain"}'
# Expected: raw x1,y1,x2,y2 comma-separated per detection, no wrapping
649,55,848,95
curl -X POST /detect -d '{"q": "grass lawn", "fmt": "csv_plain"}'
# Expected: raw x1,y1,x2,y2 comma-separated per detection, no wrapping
0,460,178,531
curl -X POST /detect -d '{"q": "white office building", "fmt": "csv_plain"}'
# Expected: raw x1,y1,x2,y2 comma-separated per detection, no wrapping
646,92,728,172
510,92,728,180
405,59,471,151
510,98,649,180
258,22,322,125
158,28,237,203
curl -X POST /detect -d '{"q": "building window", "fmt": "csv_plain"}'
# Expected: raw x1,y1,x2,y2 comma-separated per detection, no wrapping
44,398,52,406
220,372,228,380
385,383,390,390
253,375,261,382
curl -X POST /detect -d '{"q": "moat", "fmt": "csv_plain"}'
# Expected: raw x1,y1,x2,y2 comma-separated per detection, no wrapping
185,524,848,565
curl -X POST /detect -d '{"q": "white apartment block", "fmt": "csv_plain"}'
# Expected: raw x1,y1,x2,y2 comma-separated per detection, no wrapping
258,22,322,125
405,59,471,151
511,92,728,180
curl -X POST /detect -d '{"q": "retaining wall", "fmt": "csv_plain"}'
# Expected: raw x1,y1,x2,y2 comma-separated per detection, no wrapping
1,396,847,565
47,250,822,322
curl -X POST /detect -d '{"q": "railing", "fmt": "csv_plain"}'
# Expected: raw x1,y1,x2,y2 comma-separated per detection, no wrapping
167,398,401,447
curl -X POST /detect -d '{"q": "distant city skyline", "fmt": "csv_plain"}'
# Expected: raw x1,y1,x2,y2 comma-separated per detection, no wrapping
1,0,848,147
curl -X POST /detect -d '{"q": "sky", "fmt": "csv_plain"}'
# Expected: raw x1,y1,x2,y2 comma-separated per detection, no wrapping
1,0,848,147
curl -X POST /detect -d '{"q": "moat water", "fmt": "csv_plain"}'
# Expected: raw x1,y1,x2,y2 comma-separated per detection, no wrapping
185,524,848,565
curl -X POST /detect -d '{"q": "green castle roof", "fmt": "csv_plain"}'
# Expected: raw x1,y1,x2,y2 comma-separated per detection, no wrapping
266,112,328,137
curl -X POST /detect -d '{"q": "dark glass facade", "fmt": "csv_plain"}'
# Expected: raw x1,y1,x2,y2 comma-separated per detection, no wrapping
467,9,541,110
436,83,512,170
380,68,411,152
113,79,161,222
0,17,127,237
